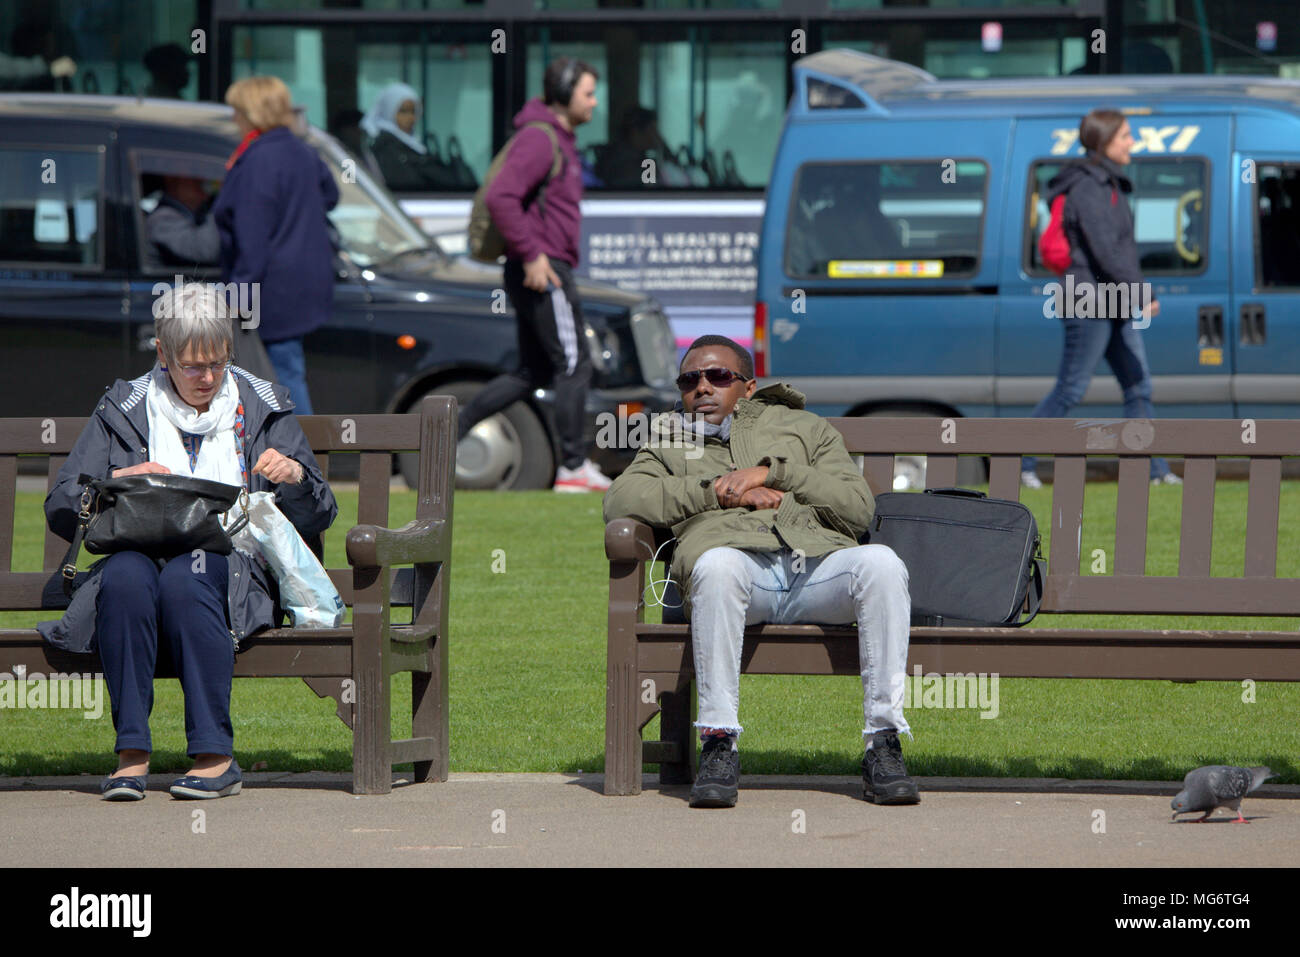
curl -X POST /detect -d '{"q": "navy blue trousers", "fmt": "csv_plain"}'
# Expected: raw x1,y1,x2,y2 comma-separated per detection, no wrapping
95,550,234,757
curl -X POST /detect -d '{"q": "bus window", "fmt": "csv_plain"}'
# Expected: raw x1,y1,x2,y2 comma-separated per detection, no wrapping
1256,164,1300,289
1025,158,1209,276
526,26,785,190
784,160,987,279
231,24,493,192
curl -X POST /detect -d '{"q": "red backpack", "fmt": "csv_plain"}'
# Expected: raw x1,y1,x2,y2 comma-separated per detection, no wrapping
1038,185,1119,276
1038,193,1072,276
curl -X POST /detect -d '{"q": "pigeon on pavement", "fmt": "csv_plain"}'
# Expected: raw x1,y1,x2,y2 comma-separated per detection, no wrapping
1171,765,1275,823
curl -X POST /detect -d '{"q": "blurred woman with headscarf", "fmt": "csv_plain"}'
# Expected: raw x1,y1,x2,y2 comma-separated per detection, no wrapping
362,82,464,191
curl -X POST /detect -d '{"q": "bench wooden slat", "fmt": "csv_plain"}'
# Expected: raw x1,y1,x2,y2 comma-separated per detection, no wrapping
358,452,391,529
827,417,1300,457
924,453,958,489
43,456,68,572
862,454,894,498
316,452,329,484
1178,456,1216,576
632,628,1300,681
0,455,14,573
1113,457,1150,576
1245,457,1281,577
987,454,1021,502
1042,574,1300,615
1048,455,1085,578
297,415,420,451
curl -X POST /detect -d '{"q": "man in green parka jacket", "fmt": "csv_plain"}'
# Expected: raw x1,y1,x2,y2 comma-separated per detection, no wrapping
603,335,918,808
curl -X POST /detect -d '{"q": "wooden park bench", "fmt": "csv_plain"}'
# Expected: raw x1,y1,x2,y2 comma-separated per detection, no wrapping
604,416,1300,795
0,395,455,795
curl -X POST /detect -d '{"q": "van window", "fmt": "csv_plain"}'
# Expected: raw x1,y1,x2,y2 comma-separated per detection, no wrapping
785,160,987,279
1026,158,1209,276
0,147,101,269
1255,163,1300,289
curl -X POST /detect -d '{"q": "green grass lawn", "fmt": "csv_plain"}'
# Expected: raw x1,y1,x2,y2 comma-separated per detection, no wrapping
2,479,1298,782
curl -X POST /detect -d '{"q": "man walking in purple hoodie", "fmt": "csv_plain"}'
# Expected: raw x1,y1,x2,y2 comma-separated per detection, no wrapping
459,57,612,493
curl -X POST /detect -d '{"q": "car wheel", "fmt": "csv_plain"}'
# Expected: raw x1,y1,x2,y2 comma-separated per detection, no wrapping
399,381,555,490
860,408,987,492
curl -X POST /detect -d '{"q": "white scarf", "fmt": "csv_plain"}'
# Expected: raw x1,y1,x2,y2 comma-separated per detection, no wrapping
145,363,245,487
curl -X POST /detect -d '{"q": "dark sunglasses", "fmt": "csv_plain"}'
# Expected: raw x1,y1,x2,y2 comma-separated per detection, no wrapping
676,367,750,392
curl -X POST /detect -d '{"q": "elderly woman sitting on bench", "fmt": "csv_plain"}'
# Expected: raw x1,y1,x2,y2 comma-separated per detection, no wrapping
44,282,336,801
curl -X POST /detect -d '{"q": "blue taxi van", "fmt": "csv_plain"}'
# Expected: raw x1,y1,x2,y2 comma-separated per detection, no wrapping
756,50,1300,438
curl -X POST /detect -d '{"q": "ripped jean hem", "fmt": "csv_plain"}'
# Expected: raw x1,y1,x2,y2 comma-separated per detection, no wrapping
694,722,743,736
863,725,913,745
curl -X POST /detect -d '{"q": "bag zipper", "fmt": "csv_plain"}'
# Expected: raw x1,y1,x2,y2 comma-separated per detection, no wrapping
874,514,1021,533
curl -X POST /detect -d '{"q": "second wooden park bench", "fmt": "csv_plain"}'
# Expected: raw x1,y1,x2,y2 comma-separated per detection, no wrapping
604,416,1300,795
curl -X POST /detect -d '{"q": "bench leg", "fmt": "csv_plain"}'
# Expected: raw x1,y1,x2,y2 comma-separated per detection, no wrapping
604,651,643,795
352,570,392,795
657,682,697,786
411,632,448,783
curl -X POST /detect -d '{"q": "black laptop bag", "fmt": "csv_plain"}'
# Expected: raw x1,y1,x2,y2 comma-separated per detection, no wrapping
866,487,1046,627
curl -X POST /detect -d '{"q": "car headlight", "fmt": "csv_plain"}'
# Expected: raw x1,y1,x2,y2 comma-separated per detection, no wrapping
630,308,677,390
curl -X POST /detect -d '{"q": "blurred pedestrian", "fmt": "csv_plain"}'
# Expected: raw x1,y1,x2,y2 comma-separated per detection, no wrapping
212,75,339,414
1021,109,1180,489
459,57,611,492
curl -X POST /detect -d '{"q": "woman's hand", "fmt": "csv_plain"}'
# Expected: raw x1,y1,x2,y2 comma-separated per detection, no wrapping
112,463,172,478
253,449,304,485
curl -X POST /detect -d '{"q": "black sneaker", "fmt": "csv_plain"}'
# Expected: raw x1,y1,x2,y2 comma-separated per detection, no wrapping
689,736,739,808
862,731,920,805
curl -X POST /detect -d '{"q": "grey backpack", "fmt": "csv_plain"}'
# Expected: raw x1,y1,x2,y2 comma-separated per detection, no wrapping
467,121,563,264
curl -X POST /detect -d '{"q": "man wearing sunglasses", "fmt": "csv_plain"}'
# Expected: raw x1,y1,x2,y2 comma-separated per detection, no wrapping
603,335,917,809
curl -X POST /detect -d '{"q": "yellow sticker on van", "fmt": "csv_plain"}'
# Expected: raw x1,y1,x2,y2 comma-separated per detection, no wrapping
828,260,944,279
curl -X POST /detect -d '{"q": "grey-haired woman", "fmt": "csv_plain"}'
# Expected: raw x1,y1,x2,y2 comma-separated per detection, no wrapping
43,283,338,801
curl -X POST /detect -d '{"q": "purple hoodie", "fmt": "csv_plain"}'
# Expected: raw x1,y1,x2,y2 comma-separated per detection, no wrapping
485,98,583,268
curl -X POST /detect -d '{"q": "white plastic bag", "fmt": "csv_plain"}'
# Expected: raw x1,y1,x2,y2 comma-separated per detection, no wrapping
230,491,344,628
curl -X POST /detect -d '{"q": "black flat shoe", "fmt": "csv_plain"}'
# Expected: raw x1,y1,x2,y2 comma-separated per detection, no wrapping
169,760,242,800
101,774,148,801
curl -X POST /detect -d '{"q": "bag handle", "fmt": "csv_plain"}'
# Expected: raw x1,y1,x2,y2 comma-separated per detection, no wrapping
60,476,100,597
1018,547,1047,626
923,487,987,499
222,488,251,539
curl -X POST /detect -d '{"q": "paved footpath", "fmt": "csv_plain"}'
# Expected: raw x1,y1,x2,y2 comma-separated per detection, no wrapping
2,774,1296,867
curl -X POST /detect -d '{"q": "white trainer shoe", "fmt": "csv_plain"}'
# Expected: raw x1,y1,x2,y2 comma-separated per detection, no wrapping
1020,470,1043,490
554,459,613,493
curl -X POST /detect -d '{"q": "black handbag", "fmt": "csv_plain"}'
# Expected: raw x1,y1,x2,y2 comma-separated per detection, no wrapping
866,487,1046,627
61,473,248,596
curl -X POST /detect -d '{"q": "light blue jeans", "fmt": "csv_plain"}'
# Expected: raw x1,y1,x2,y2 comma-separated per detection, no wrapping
1022,317,1170,479
264,337,313,415
688,544,912,746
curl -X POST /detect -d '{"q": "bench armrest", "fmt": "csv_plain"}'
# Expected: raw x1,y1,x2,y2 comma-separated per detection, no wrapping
346,518,450,569
605,518,658,563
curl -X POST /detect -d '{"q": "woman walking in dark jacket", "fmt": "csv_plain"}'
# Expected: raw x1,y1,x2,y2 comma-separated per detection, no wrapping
42,283,337,800
212,75,339,414
1021,109,1179,488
